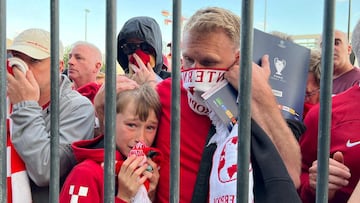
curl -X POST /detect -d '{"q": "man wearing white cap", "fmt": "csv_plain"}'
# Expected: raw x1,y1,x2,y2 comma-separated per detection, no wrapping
6,28,95,202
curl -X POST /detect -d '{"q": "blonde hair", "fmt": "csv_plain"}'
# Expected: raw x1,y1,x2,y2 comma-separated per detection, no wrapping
97,82,161,133
96,72,105,79
115,83,161,122
309,50,321,86
183,7,241,49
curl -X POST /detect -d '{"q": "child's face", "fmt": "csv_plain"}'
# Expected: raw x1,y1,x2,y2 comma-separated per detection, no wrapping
115,102,159,157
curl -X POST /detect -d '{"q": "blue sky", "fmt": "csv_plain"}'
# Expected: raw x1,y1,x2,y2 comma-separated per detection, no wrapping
6,0,360,53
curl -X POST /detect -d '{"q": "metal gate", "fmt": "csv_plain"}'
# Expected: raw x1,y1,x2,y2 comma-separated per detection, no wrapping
0,0,336,202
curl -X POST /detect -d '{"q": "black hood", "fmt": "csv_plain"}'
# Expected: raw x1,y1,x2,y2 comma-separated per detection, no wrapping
117,16,169,78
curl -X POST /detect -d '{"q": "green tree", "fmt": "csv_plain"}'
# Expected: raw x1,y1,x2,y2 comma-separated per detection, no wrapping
62,45,72,70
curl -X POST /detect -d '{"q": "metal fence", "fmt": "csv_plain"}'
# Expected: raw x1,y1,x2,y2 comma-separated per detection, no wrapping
0,0,335,202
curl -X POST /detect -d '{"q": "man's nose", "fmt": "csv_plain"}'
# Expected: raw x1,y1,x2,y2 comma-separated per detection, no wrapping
68,56,74,65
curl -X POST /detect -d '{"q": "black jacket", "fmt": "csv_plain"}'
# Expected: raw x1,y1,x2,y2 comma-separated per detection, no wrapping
117,16,171,79
192,119,302,203
251,120,301,203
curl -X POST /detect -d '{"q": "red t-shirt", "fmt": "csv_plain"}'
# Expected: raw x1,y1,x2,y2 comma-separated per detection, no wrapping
155,78,212,203
299,85,360,202
333,68,360,95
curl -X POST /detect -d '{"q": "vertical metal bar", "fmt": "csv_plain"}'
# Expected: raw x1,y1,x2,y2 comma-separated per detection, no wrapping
316,0,335,202
170,0,181,202
85,9,90,41
0,0,7,202
49,0,60,202
347,0,352,41
237,0,253,202
104,0,116,202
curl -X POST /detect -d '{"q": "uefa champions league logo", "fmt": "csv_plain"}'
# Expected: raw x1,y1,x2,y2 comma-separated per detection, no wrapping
274,57,286,75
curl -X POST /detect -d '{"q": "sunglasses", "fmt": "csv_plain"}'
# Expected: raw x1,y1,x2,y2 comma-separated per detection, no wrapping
120,42,154,55
305,88,320,98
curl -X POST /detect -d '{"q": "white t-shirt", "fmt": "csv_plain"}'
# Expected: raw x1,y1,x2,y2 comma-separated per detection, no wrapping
209,123,254,203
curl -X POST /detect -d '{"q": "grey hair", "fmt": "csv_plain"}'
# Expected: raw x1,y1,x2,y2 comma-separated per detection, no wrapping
71,41,103,62
309,49,321,86
352,20,360,62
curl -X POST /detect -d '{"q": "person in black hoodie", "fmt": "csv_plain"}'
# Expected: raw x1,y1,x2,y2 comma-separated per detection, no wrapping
117,16,171,81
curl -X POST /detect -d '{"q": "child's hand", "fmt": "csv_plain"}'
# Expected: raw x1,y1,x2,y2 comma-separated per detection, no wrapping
144,158,160,201
116,155,149,202
93,75,138,132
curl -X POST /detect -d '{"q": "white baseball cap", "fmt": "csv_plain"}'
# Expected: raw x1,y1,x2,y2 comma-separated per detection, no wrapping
7,28,64,60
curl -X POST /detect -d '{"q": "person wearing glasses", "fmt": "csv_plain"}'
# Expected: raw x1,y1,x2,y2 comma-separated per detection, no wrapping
303,50,321,119
117,16,171,83
299,34,360,203
299,73,360,203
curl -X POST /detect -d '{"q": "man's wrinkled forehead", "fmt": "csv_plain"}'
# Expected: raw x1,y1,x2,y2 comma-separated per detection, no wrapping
319,30,348,45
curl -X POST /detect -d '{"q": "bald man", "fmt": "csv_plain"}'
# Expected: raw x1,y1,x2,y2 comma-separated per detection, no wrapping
320,30,360,94
68,41,103,103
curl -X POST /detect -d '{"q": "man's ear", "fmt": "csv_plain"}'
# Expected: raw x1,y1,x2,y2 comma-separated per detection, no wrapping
95,62,102,72
59,61,64,73
348,45,353,55
235,50,240,65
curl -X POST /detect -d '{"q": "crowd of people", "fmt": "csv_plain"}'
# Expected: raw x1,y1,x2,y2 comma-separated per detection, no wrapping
4,5,360,203
298,29,360,203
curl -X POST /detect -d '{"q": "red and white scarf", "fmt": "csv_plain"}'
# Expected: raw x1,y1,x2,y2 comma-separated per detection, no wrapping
6,98,32,203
